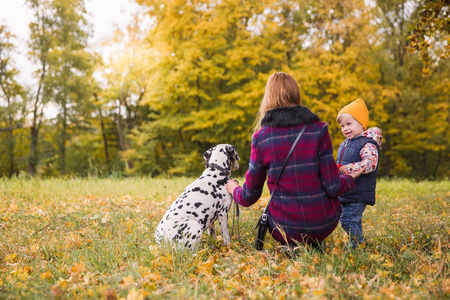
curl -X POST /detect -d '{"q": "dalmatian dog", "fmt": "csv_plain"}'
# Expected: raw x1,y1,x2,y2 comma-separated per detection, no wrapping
155,144,240,250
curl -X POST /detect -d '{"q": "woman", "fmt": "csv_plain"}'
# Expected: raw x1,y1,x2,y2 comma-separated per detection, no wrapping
226,72,364,246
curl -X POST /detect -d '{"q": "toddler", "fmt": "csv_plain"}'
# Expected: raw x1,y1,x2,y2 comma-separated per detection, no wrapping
336,98,382,248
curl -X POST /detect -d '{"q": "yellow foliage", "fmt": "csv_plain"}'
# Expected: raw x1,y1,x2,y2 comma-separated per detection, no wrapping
259,276,272,288
126,288,144,300
195,255,217,276
70,261,86,276
142,271,162,282
40,271,53,280
5,253,17,262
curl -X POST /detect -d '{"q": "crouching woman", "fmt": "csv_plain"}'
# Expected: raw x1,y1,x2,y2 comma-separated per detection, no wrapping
226,72,364,247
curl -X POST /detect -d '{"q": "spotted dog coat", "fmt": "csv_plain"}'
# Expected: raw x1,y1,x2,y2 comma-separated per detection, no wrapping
155,144,240,250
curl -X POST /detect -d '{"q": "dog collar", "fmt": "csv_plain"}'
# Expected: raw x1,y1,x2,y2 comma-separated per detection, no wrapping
207,163,230,176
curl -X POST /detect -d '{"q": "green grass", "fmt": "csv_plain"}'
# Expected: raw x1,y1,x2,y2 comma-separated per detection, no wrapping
0,177,449,299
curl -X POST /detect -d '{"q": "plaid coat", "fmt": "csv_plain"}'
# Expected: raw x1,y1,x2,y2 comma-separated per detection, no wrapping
233,106,355,244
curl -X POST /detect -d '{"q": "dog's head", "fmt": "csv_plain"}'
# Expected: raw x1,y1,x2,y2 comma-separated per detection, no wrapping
203,144,240,172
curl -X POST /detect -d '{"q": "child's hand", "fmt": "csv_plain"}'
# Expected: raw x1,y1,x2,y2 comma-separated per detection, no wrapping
339,165,350,175
349,166,366,179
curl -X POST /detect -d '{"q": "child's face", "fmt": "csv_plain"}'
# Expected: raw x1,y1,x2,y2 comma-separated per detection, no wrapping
339,114,365,139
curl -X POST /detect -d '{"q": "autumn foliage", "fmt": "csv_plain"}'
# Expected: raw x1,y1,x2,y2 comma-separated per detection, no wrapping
0,0,449,179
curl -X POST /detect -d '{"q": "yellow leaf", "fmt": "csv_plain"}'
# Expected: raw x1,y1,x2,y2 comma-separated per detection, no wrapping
271,262,284,271
259,276,272,288
313,289,325,295
70,261,86,275
60,280,68,289
16,267,30,281
9,203,18,212
142,271,161,282
381,260,394,268
127,289,143,300
121,275,135,286
5,253,17,262
41,271,53,280
277,272,288,282
151,256,168,268
196,256,217,275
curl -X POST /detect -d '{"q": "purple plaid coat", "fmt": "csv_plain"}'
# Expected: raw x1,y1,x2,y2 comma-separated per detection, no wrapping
233,106,355,244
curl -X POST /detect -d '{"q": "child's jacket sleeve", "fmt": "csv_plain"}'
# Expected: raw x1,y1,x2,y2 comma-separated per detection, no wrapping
346,127,382,174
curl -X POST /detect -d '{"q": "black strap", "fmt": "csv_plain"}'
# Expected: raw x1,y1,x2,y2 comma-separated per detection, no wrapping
207,163,231,176
262,124,308,216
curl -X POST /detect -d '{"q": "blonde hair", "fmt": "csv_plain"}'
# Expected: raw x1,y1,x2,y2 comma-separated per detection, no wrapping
336,113,352,125
254,72,302,132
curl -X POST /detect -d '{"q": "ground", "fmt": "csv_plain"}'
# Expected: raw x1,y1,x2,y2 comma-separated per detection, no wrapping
0,177,448,299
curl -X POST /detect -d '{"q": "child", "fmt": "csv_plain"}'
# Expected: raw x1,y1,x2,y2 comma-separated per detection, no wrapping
336,98,382,248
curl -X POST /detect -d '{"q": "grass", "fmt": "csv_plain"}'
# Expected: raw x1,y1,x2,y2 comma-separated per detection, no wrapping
0,177,449,299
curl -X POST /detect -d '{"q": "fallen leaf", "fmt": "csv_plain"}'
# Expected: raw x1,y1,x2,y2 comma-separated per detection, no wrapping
50,285,64,298
105,288,117,300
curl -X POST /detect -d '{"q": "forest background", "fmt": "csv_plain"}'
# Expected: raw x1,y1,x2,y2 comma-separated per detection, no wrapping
0,0,449,179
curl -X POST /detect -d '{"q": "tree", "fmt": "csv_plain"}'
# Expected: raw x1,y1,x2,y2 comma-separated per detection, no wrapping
45,0,96,174
26,0,96,175
407,0,449,75
0,25,26,177
26,0,53,176
374,0,450,178
130,0,449,178
275,0,387,157
99,11,154,172
133,0,287,175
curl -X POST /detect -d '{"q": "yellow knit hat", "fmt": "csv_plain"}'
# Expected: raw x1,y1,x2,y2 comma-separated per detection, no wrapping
336,98,369,130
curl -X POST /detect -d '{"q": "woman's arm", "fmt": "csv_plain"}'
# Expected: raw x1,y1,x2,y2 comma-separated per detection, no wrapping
318,124,355,197
227,135,267,207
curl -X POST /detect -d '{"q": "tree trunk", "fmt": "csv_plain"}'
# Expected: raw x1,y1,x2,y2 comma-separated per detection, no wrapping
28,124,40,177
422,152,427,178
28,60,46,177
93,93,111,174
116,99,133,169
99,108,110,174
8,127,14,177
60,101,67,175
116,100,126,151
432,150,441,178
7,98,15,177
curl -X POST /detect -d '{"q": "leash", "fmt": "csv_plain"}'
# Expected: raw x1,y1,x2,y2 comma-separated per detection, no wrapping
205,162,240,243
231,180,241,245
231,200,241,245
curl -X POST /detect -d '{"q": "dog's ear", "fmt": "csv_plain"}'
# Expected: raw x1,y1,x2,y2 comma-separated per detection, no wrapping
203,147,213,167
226,145,240,161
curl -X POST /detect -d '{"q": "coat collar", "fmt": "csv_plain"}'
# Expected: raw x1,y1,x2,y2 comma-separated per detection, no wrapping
261,105,320,127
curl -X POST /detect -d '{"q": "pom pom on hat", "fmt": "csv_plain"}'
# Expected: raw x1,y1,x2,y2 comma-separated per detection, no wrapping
337,98,369,130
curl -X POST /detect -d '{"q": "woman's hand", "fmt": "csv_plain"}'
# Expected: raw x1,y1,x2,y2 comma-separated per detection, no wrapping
226,179,240,195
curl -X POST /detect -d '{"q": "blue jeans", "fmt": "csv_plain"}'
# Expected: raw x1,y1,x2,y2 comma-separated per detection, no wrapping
340,202,367,247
